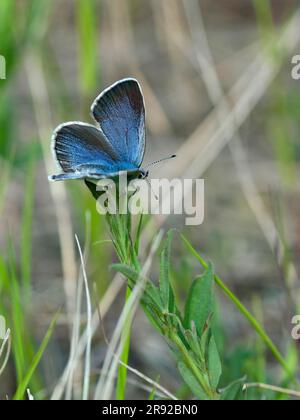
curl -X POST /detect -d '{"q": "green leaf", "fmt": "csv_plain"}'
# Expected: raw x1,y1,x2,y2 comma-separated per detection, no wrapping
184,328,203,363
221,377,245,401
177,361,208,400
208,336,222,389
181,234,292,377
13,311,59,400
184,264,214,336
200,316,211,355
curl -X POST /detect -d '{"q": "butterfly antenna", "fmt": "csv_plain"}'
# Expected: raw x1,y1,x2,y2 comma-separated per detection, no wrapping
144,154,176,201
145,154,177,169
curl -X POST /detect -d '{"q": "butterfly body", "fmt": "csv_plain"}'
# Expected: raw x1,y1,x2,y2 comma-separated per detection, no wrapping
49,78,146,183
49,161,147,183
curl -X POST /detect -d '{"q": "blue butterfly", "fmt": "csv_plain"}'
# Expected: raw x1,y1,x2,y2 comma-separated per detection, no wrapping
49,78,148,183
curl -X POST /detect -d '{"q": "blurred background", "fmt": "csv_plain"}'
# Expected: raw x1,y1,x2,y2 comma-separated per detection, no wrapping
1,0,300,399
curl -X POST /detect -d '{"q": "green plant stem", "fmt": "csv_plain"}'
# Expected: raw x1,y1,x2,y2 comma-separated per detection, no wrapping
116,285,132,400
181,234,293,378
113,213,135,400
170,332,215,400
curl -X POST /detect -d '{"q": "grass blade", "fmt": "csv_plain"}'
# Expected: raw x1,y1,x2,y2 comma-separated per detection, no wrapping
21,159,35,303
76,0,98,96
13,312,59,400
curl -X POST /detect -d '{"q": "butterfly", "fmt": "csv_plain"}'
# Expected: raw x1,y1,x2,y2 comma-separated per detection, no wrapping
49,78,149,185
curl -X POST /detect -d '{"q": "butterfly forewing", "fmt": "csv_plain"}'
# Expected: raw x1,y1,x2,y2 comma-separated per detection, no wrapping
91,78,145,168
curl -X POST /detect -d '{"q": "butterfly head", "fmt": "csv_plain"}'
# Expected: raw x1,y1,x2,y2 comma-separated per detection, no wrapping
125,168,148,182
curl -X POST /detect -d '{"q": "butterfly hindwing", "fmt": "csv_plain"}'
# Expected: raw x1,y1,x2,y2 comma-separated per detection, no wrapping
91,78,145,168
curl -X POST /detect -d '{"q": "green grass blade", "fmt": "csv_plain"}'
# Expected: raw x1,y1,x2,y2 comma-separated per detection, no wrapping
13,311,59,400
76,0,98,96
0,158,11,216
8,243,26,384
148,376,160,400
21,159,35,303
